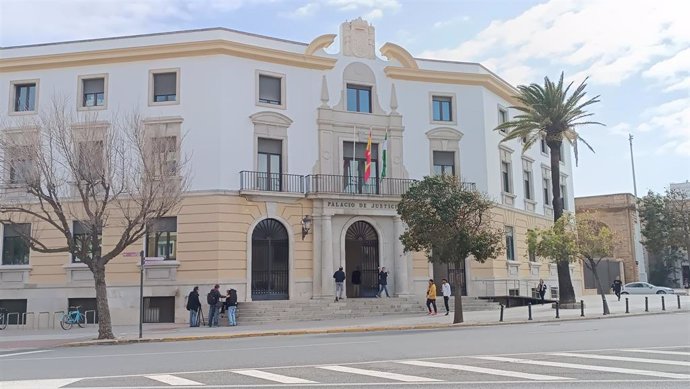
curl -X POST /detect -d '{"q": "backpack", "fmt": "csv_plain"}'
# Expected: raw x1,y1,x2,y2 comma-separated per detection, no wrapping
207,290,217,305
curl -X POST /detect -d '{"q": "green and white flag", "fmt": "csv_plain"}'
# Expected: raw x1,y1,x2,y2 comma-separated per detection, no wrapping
381,129,388,180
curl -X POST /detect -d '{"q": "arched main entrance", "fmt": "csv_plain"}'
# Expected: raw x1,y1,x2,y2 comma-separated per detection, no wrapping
251,218,289,300
345,221,379,298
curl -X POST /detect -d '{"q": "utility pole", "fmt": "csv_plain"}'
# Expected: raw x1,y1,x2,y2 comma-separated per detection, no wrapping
139,250,144,339
629,134,638,197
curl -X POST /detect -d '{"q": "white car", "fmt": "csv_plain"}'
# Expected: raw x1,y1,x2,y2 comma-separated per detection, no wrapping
621,282,675,295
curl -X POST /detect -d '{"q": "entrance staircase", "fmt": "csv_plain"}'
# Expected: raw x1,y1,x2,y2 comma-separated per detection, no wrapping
235,296,499,324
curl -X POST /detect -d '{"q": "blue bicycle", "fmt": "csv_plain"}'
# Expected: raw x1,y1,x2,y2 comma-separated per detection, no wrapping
60,306,86,330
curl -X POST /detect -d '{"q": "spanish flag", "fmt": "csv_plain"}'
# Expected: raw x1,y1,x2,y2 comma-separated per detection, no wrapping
364,130,372,183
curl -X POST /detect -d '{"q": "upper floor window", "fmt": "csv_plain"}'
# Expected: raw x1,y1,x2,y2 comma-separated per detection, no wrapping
81,77,105,108
146,217,177,260
257,138,283,191
559,142,565,162
561,181,568,210
523,169,533,200
150,70,179,104
543,171,552,206
343,141,378,194
77,140,104,182
2,223,30,265
498,107,508,133
433,151,455,176
13,82,37,112
432,96,453,122
505,226,515,261
540,137,548,154
72,221,101,263
151,136,178,178
501,161,512,194
346,84,371,113
258,74,282,106
6,146,34,185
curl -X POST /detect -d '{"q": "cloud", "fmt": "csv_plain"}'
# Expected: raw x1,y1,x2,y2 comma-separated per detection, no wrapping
433,16,470,29
326,0,400,19
643,47,690,92
637,98,690,156
284,2,320,18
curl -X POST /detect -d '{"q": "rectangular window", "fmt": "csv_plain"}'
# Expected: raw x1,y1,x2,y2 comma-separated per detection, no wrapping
2,223,30,265
72,221,102,263
505,226,515,261
146,217,177,260
501,161,511,193
432,96,453,121
523,170,533,200
77,141,104,181
143,296,175,323
153,72,177,102
561,183,568,210
151,136,178,177
559,143,565,162
343,141,378,194
14,83,36,112
498,108,508,133
82,78,105,107
257,138,282,191
433,151,455,176
258,75,282,105
346,84,372,113
7,146,33,185
540,137,548,154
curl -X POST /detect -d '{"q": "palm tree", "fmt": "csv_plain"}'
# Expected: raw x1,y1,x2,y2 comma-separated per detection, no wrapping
496,72,603,304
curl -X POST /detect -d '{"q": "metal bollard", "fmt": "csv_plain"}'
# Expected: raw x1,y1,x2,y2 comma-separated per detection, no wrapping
625,298,629,314
499,304,504,322
645,297,649,312
678,294,682,310
661,296,665,311
555,302,560,319
580,300,585,317
528,302,533,320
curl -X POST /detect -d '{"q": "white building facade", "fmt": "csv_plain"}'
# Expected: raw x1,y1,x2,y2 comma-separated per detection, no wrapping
0,19,580,324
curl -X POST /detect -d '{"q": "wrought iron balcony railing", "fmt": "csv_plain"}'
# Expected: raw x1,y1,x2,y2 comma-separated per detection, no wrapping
306,175,416,196
239,171,305,194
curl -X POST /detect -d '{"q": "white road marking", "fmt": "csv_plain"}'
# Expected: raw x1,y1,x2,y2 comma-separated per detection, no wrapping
317,365,440,382
551,352,690,367
623,349,690,356
476,356,690,379
0,350,49,358
0,378,82,389
146,374,204,386
233,369,317,384
397,360,572,381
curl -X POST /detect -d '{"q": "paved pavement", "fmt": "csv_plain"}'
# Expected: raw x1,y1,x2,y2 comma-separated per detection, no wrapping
1,294,688,352
0,311,689,388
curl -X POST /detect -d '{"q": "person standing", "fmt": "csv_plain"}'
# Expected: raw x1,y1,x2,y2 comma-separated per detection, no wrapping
333,267,346,302
441,279,451,316
537,279,547,304
377,267,390,298
426,279,437,315
207,284,222,327
351,266,362,298
186,286,201,327
225,289,238,326
611,276,623,301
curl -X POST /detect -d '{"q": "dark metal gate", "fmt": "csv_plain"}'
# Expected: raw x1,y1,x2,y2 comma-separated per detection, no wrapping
252,219,289,300
433,261,467,296
345,221,379,298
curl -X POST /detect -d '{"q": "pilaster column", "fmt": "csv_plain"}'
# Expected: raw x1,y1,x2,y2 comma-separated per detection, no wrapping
320,214,334,298
394,216,410,295
312,215,322,298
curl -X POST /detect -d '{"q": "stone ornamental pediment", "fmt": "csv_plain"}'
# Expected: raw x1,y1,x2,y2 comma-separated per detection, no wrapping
341,18,375,59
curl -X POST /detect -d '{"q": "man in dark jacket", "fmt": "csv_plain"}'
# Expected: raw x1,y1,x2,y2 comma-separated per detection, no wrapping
186,286,201,327
351,266,362,297
611,276,623,301
333,267,346,302
207,284,223,327
377,267,390,297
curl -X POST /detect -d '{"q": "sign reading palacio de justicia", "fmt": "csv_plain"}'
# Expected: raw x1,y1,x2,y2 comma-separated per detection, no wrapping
326,201,398,210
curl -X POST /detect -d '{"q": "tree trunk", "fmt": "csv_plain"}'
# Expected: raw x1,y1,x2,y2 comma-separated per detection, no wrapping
589,258,610,315
453,261,464,324
92,264,114,339
549,141,576,304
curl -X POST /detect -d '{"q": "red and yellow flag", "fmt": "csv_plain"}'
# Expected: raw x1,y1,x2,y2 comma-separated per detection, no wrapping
364,130,372,183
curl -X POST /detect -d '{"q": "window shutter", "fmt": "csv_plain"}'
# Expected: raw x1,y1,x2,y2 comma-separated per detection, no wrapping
83,78,104,94
433,151,454,166
154,73,177,96
3,223,30,238
151,217,177,232
258,138,282,155
259,75,281,103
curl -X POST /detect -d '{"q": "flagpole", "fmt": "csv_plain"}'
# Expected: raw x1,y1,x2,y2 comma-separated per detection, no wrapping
352,125,356,178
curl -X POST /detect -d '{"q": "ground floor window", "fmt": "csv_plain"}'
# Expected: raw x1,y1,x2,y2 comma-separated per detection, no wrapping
67,298,98,323
0,299,27,325
143,297,175,323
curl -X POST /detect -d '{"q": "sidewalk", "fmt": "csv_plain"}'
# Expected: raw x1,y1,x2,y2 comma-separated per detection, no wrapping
1,294,688,351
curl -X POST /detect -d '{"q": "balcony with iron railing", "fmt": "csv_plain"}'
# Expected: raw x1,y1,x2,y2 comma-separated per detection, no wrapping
239,171,476,197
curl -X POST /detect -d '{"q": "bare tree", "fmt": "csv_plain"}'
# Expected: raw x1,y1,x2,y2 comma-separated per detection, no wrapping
0,97,188,339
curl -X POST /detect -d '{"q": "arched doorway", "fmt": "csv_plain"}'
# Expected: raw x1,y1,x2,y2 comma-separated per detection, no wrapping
251,218,289,300
345,221,379,298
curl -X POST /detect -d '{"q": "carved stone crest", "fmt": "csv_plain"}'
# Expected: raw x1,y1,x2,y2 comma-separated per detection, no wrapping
340,18,375,59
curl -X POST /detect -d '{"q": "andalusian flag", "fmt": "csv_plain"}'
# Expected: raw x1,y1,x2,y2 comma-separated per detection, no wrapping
381,129,388,180
364,130,372,183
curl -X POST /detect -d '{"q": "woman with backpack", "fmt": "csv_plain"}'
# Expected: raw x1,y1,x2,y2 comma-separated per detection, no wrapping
225,289,238,326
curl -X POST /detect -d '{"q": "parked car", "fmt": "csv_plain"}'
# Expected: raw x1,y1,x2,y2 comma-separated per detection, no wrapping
621,282,675,295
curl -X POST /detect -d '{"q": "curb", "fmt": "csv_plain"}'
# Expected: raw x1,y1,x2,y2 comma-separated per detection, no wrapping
63,309,689,348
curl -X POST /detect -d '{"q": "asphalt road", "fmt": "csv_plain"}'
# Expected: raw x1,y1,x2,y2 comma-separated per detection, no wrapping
1,312,689,388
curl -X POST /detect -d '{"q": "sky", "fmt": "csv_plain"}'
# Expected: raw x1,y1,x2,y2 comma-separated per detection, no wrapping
1,0,689,197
